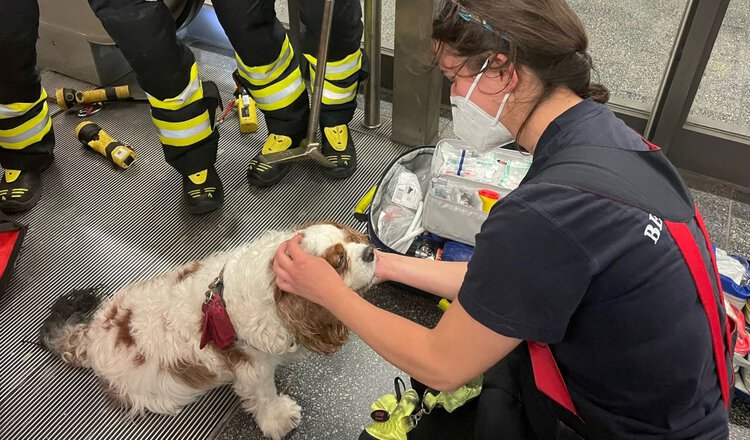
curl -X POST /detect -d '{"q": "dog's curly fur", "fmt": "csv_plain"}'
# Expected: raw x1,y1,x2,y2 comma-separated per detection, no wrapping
39,223,375,440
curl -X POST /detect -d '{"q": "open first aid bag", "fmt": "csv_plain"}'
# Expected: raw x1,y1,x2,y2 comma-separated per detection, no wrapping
356,139,532,253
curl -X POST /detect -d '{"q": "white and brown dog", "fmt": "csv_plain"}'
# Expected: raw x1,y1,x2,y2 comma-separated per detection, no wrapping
40,223,376,440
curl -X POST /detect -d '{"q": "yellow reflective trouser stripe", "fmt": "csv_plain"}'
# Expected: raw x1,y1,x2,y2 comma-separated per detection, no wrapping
0,101,52,150
236,36,294,87
250,69,305,112
147,63,203,111
0,88,48,119
310,71,358,105
152,110,212,147
304,51,362,81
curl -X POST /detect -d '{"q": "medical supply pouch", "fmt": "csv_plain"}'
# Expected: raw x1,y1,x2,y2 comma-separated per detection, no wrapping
354,146,434,254
421,139,530,245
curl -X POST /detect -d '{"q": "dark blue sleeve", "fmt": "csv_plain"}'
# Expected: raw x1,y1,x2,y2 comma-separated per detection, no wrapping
458,195,595,343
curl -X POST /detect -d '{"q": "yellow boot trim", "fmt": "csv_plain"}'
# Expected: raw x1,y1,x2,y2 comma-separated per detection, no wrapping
250,69,305,112
236,36,294,87
147,64,203,111
0,102,52,150
4,170,21,183
323,125,349,152
309,70,358,106
152,111,213,147
187,187,217,199
261,134,293,155
0,88,47,119
188,169,208,185
304,51,362,81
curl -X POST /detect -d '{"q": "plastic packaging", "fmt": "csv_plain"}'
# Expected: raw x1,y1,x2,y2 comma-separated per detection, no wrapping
715,247,750,311
377,165,424,249
378,205,415,247
717,247,748,286
498,158,532,188
436,146,532,190
437,148,503,184
431,180,483,211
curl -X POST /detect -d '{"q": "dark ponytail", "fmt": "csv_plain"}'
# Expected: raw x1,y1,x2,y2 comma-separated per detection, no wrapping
586,83,610,104
548,51,610,104
433,0,610,132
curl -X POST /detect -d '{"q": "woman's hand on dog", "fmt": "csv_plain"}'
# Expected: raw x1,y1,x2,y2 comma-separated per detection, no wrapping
373,249,392,284
273,234,350,307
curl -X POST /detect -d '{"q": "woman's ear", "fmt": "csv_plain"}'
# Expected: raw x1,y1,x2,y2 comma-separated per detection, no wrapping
491,57,518,97
491,53,510,69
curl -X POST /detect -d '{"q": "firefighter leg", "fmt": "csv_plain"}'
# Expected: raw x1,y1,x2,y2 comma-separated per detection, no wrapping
300,0,365,179
213,0,309,187
88,0,223,214
0,0,54,213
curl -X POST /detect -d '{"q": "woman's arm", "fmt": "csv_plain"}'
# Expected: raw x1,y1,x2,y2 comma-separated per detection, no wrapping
274,235,520,391
330,286,520,390
376,250,468,301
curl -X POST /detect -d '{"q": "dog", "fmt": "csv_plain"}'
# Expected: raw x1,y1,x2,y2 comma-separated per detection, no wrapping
39,222,376,440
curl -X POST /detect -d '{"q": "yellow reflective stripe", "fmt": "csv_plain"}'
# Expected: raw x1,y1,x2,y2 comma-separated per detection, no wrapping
310,71,358,105
0,88,47,119
305,51,362,81
152,111,212,147
0,102,48,138
321,83,357,105
250,69,305,112
0,115,52,150
236,37,294,86
0,102,52,149
147,64,203,110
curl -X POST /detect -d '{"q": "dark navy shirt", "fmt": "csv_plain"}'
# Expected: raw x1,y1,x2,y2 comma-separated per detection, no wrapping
459,99,728,438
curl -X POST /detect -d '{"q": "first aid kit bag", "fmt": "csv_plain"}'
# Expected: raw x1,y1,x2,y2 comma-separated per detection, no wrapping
355,140,532,253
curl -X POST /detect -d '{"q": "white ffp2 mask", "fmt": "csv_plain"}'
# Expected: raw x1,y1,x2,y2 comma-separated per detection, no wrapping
450,62,514,152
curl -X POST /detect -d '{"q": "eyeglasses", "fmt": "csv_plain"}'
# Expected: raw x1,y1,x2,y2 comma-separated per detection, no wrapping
449,0,511,42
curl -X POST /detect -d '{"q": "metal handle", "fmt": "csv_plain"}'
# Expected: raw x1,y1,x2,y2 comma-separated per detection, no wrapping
307,0,336,145
363,0,382,129
257,0,337,168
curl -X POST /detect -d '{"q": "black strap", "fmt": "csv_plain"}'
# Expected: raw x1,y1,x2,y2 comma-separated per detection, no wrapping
525,146,695,222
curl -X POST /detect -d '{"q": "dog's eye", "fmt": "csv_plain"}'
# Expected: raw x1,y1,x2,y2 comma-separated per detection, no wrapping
334,254,345,268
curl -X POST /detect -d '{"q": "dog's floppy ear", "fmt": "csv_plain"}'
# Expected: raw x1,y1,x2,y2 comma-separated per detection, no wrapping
274,287,348,355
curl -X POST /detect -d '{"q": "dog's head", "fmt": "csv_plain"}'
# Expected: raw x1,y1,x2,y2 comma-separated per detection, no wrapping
274,222,376,355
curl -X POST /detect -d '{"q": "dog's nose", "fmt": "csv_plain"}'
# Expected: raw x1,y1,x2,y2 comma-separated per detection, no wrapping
362,246,375,262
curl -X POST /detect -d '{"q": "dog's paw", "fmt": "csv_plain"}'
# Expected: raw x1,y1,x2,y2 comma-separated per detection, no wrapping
253,394,302,440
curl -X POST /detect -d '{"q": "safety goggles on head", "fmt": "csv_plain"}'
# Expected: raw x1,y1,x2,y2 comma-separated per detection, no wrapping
440,0,511,42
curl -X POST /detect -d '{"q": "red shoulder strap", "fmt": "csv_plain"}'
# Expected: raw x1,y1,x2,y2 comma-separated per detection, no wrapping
664,216,731,408
527,341,579,416
643,138,661,151
694,208,734,351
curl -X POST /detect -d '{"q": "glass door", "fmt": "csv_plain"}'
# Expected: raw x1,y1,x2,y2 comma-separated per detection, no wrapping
567,0,690,113
572,0,749,189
